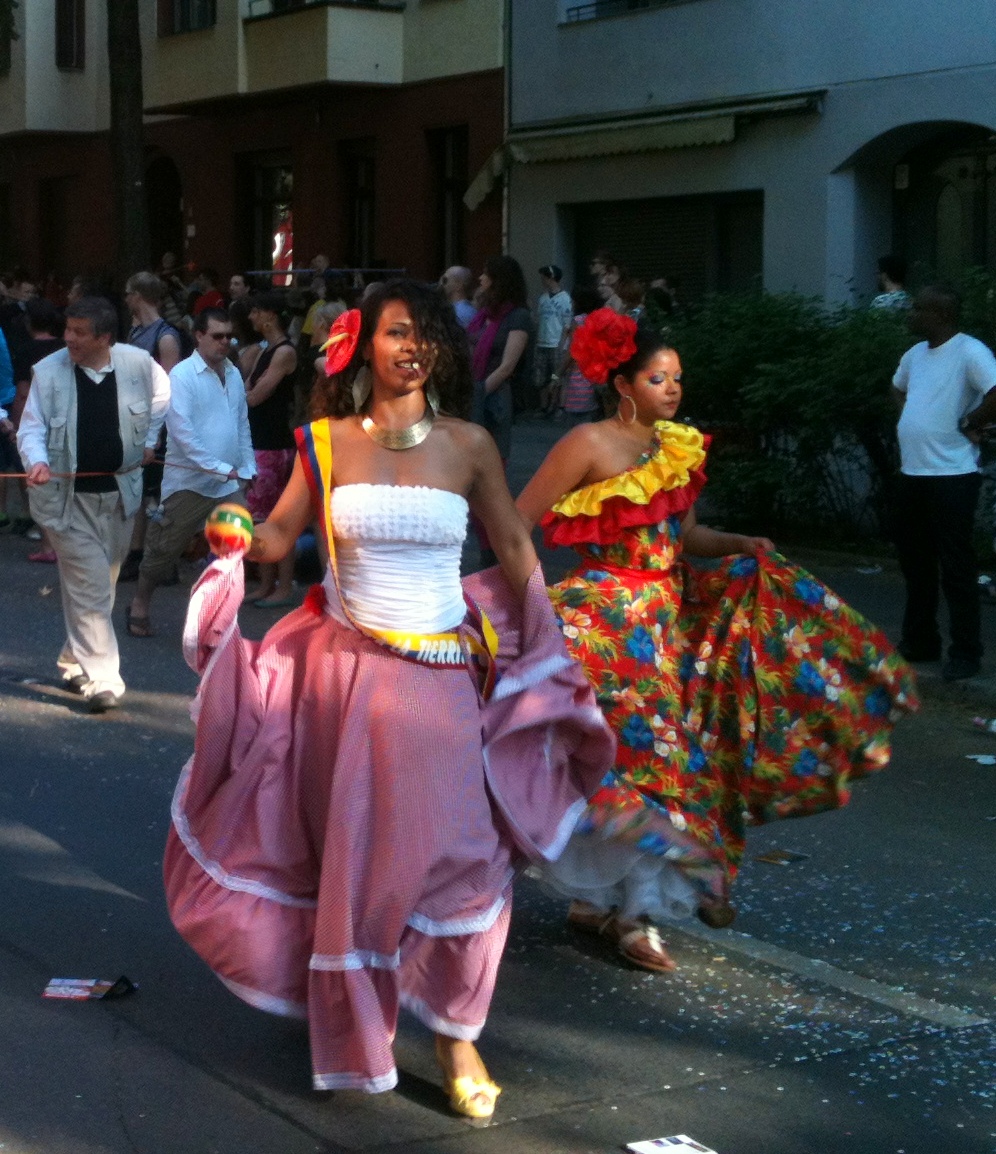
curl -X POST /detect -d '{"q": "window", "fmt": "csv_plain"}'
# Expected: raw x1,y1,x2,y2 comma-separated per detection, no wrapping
0,0,16,76
428,126,469,272
241,156,294,284
342,139,377,269
563,0,688,23
158,0,217,36
55,0,85,70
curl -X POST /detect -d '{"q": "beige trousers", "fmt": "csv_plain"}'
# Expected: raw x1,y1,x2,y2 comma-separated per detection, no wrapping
48,491,134,698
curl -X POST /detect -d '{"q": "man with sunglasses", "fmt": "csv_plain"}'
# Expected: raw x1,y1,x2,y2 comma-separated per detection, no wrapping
125,308,255,637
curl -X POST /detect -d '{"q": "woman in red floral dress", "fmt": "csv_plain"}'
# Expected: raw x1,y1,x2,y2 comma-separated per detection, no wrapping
516,310,917,973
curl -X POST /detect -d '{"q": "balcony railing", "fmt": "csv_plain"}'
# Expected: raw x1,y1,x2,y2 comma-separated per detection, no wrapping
245,0,403,18
564,0,689,23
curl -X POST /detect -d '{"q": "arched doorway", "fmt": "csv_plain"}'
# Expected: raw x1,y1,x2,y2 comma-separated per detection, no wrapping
145,154,183,269
894,125,996,281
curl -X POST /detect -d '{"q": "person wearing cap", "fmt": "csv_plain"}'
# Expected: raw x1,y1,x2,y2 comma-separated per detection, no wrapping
535,265,573,415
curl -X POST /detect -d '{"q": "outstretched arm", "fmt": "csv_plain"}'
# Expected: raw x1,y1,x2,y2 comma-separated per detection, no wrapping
246,455,313,562
680,506,774,557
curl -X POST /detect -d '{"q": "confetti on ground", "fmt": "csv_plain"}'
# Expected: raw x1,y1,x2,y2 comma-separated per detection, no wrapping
755,849,811,865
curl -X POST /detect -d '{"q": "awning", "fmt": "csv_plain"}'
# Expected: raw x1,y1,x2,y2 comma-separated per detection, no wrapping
464,90,824,210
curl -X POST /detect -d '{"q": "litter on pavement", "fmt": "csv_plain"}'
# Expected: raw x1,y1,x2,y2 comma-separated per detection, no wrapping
754,849,810,865
625,1136,718,1153
43,976,136,1000
971,716,996,733
965,754,996,765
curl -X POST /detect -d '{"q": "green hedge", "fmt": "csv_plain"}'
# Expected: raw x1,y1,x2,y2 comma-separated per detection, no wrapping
657,270,996,543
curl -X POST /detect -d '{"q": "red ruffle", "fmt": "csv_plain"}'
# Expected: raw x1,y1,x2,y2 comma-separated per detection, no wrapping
542,465,707,549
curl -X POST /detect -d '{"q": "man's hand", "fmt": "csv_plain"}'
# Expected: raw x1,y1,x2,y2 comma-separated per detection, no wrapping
26,462,51,486
142,447,157,466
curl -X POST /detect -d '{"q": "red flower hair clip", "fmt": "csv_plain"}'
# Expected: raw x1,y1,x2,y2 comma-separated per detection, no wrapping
570,308,638,385
322,309,362,377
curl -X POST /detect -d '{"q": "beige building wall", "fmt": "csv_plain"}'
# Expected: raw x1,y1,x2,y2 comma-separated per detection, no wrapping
0,0,111,134
142,0,243,109
402,0,504,83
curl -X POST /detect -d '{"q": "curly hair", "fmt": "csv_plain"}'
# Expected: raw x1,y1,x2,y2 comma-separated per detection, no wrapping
314,279,473,420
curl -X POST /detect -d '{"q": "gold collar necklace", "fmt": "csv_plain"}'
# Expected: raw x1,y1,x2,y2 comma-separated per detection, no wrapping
361,406,435,451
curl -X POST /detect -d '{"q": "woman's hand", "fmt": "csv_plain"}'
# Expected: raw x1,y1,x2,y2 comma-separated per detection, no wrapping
681,508,775,557
736,534,775,555
244,456,313,562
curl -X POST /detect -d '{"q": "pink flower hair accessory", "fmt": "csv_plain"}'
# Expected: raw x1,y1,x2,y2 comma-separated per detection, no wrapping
322,309,362,377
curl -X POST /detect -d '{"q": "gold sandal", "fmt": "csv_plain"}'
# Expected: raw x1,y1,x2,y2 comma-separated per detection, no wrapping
445,1075,502,1120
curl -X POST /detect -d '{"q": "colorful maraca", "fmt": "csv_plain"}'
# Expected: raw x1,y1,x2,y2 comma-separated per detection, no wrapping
205,502,254,558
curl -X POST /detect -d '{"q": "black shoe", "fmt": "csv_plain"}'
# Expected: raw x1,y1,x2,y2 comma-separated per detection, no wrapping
63,673,92,695
897,641,942,663
86,690,121,714
117,550,143,583
942,657,981,681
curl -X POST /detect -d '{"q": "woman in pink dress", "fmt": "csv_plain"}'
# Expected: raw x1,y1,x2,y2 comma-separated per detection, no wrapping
164,280,612,1117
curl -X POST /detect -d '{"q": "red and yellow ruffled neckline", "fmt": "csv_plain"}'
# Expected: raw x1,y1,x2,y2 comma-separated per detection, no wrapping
541,421,708,549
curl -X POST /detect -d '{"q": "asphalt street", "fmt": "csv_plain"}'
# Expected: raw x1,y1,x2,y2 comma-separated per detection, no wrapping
0,417,993,1154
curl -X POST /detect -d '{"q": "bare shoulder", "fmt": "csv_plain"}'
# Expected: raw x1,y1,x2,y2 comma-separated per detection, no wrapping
436,415,496,456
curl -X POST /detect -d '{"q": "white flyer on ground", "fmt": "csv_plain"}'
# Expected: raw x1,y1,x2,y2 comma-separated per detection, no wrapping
625,1136,718,1154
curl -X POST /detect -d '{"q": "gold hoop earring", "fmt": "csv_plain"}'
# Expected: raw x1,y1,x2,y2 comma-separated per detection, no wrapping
616,395,637,425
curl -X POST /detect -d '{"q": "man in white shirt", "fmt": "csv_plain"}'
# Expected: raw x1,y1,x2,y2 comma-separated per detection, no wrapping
535,265,573,413
18,297,170,711
892,285,996,680
125,308,255,637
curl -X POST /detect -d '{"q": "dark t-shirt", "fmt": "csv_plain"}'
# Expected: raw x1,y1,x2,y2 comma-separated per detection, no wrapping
247,340,296,450
15,336,65,384
482,306,532,384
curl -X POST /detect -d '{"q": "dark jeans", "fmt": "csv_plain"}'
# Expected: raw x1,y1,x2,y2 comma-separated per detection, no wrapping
894,471,983,661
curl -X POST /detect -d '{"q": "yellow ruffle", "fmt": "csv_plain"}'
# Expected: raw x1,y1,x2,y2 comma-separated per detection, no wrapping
550,421,706,517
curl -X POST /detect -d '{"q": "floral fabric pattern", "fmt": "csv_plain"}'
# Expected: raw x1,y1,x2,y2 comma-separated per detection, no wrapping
547,424,918,897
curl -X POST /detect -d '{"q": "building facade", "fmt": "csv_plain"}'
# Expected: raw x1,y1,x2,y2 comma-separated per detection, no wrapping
0,0,505,284
504,0,996,302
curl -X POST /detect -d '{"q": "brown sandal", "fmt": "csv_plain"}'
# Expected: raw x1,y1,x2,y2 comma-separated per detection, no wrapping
614,918,678,973
125,609,155,638
566,900,618,935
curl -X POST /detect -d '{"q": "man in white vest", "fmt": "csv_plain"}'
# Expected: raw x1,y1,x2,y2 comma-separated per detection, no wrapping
18,296,170,712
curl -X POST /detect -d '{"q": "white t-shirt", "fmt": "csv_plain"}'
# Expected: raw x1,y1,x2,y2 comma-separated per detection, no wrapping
894,333,996,475
536,289,573,349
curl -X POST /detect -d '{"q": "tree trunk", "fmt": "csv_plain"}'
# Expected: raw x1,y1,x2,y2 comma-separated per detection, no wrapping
106,0,149,289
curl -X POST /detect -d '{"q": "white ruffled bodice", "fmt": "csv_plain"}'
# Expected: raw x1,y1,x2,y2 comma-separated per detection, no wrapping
324,484,469,633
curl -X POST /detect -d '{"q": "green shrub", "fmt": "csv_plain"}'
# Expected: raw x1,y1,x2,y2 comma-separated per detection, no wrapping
665,291,913,541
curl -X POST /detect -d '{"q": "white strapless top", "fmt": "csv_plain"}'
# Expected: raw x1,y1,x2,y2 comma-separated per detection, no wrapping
324,484,469,633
